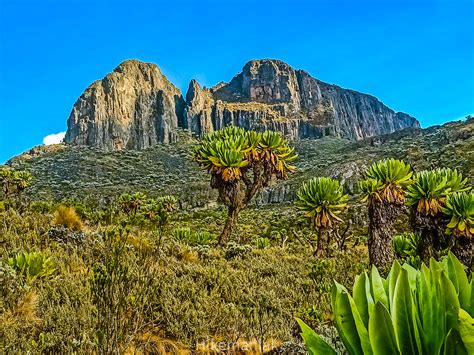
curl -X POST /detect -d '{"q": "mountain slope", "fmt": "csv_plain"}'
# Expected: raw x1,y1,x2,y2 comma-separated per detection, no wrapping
10,119,473,208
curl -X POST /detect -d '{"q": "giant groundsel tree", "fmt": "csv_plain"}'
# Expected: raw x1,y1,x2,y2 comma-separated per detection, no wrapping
406,168,469,262
0,165,33,198
359,159,412,271
193,127,297,243
297,177,348,256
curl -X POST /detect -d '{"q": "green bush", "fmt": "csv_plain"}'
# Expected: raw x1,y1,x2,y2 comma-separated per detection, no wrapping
392,232,420,267
172,228,214,245
29,200,55,214
171,227,192,241
297,252,473,354
255,237,271,249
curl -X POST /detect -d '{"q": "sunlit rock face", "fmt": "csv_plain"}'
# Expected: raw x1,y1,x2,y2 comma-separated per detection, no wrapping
65,59,185,150
66,58,419,151
185,59,419,140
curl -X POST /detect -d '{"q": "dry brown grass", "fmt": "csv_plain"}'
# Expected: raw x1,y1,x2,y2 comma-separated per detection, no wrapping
53,205,83,231
0,291,41,326
126,330,186,354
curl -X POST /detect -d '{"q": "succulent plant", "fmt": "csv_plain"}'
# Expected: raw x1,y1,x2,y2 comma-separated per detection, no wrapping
358,159,414,270
8,251,57,280
297,253,473,354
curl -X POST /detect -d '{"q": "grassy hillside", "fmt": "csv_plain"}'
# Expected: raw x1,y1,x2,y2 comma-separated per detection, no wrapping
9,119,474,207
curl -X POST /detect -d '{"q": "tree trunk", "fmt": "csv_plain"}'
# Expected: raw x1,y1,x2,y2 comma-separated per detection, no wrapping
367,200,396,272
450,236,473,272
218,206,240,245
410,212,446,263
315,228,330,257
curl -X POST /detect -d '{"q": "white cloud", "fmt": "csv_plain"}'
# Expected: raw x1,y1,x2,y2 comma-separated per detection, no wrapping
43,131,66,145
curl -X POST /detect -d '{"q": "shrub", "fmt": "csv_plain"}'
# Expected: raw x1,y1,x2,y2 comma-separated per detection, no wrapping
297,253,473,354
224,242,252,260
0,262,25,311
29,200,55,214
53,205,83,231
191,231,214,245
48,225,86,244
0,166,33,198
8,251,57,280
256,237,271,249
91,229,159,353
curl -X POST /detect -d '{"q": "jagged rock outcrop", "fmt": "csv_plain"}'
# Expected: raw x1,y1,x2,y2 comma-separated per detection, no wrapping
65,60,185,150
66,58,419,151
184,59,419,140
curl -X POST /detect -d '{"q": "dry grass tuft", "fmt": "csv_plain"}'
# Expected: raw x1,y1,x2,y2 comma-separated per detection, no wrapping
126,234,154,254
53,205,83,231
127,330,186,354
0,291,42,326
176,247,199,263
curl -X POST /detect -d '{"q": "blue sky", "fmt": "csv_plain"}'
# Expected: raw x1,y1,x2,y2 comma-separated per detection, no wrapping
0,0,473,163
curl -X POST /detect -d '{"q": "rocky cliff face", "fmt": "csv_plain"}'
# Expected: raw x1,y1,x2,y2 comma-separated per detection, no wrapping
66,58,419,150
65,60,185,150
184,59,419,140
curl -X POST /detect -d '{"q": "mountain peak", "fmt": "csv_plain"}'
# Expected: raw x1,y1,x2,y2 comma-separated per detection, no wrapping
113,59,159,73
65,59,419,151
65,59,184,150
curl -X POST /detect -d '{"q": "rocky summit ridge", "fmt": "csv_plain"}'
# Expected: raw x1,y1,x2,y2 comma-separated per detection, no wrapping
65,59,420,150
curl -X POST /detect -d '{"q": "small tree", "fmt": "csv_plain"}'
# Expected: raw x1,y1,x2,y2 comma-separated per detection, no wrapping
117,192,147,216
406,168,469,261
0,166,32,199
140,195,177,246
193,127,297,244
13,170,33,194
359,159,412,271
0,166,14,197
297,177,348,256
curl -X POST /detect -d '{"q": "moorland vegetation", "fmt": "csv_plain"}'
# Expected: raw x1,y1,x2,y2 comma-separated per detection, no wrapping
0,124,473,353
